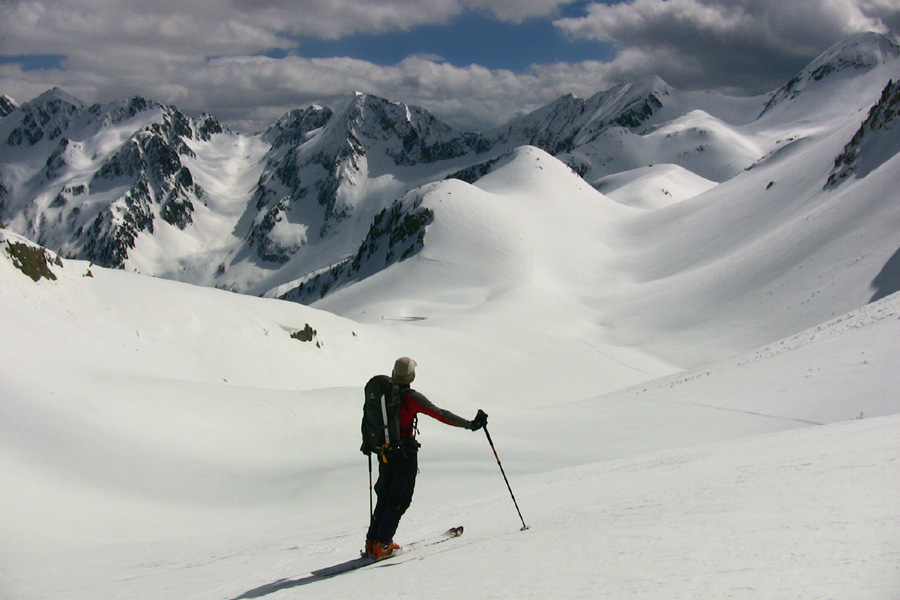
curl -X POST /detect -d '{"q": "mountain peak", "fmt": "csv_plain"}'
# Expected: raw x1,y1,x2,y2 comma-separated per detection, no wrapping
762,32,900,115
342,91,409,117
3,88,86,147
321,91,469,163
31,87,86,110
262,104,333,146
805,32,900,80
623,75,673,96
490,76,673,155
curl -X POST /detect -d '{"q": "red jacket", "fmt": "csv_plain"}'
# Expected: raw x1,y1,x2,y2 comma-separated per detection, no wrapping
398,386,472,439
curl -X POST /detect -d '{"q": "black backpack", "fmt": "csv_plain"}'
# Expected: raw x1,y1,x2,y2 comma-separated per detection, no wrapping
361,375,402,458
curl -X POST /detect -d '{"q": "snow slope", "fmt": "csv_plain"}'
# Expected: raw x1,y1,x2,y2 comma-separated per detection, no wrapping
2,199,899,600
599,112,900,366
593,163,717,210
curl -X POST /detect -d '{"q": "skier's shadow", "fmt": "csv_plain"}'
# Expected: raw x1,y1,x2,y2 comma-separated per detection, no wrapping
230,575,320,599
230,559,399,598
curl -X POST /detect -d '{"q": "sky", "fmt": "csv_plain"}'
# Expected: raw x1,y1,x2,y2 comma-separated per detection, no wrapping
1,0,900,132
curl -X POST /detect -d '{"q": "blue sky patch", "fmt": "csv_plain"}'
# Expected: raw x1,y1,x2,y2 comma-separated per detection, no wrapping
296,12,616,71
0,54,65,71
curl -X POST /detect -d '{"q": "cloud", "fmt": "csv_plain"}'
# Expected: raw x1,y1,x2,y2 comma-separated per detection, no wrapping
0,44,614,133
164,54,576,132
1,0,292,58
0,0,608,133
0,0,575,59
2,0,900,134
555,0,900,94
0,0,571,130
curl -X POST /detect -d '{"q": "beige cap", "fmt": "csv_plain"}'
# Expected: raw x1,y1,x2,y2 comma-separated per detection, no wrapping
392,357,417,384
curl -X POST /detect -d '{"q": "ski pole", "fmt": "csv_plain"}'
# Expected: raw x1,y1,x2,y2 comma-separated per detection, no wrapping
368,453,374,519
483,425,529,531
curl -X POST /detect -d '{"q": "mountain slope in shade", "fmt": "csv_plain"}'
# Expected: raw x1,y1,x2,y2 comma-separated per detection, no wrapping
827,77,900,188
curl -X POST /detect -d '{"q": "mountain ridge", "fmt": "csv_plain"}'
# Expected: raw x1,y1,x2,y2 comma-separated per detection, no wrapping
1,33,899,318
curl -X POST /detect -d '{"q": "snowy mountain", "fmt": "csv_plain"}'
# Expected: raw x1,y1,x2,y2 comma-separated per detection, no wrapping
1,33,899,313
761,31,900,117
489,76,673,155
0,89,226,268
238,93,486,290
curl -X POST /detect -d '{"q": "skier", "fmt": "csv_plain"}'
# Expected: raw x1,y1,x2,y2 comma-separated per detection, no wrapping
364,357,487,559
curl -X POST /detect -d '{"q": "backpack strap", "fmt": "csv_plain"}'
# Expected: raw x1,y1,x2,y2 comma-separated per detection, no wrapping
377,377,402,462
379,387,392,451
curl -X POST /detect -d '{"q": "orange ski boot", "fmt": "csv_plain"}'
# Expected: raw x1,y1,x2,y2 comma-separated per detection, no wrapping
371,541,401,560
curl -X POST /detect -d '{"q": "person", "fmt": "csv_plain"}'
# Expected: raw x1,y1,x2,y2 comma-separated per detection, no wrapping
364,356,487,559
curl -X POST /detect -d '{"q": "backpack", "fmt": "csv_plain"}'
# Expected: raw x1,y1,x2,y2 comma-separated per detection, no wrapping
361,375,402,458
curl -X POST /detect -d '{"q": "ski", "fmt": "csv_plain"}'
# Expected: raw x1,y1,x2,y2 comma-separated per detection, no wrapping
310,526,463,578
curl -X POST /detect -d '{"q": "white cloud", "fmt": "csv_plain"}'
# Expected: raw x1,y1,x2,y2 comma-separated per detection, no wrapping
0,45,611,132
2,0,899,134
0,0,293,58
182,54,566,131
0,0,576,59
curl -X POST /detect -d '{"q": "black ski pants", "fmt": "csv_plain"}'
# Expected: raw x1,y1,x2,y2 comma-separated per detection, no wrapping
367,446,418,544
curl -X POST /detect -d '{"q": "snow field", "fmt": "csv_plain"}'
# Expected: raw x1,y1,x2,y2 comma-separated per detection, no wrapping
2,224,900,598
391,417,900,600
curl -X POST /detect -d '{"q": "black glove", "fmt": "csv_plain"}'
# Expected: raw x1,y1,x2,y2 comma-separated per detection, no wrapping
471,409,488,431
